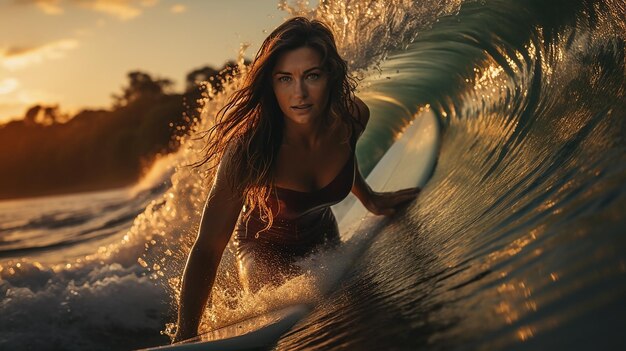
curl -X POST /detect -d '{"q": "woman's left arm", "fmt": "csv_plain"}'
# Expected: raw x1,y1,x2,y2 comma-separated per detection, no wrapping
350,96,421,216
351,163,420,216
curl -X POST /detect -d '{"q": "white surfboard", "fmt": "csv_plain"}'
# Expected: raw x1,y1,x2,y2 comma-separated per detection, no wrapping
140,109,440,351
140,304,310,351
334,108,440,237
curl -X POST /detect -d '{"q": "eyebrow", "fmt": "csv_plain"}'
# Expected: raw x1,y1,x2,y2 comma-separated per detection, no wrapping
273,66,323,75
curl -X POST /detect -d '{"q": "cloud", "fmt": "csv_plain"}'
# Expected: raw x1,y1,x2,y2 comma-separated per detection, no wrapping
170,4,186,14
36,0,64,14
0,39,79,70
13,0,62,14
0,78,21,95
16,0,159,20
77,0,141,20
13,0,63,14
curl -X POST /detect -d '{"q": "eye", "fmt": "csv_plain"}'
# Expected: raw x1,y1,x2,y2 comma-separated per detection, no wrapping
306,73,320,80
277,76,291,83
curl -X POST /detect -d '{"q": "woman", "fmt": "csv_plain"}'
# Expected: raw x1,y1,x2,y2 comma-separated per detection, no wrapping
174,17,420,342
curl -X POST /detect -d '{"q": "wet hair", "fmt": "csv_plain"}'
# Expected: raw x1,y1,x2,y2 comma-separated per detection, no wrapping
197,16,358,232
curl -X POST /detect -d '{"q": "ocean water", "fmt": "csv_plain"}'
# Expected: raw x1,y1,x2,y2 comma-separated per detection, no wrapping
1,0,625,350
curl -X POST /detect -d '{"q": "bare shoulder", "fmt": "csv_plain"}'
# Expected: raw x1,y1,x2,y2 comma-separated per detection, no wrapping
194,142,244,252
211,141,243,201
349,95,370,135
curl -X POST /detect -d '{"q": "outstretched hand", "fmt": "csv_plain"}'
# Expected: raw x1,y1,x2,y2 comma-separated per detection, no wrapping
364,187,421,216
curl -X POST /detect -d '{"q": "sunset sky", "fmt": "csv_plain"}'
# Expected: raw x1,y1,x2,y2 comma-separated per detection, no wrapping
0,0,296,123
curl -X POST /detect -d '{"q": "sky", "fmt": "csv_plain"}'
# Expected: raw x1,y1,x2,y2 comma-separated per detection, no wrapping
0,0,295,123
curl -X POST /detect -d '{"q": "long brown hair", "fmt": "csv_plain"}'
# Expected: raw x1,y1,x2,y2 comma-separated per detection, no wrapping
196,17,358,232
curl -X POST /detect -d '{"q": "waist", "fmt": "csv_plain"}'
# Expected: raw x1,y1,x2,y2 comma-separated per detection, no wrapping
235,207,337,244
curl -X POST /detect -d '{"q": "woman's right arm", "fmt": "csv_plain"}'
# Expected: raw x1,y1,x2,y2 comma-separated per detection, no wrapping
173,156,243,343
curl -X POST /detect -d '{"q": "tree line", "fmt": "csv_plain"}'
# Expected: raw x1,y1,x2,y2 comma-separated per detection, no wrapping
0,61,242,199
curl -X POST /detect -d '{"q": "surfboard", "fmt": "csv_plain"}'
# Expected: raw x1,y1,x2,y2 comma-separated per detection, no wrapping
334,108,440,236
139,109,440,351
141,304,310,351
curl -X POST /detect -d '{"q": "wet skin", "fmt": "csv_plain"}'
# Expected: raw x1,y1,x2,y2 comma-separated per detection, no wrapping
173,46,420,343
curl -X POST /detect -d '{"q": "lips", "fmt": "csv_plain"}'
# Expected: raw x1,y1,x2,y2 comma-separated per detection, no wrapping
291,104,313,110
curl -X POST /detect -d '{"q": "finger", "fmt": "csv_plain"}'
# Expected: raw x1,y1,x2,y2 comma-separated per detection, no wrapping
392,193,419,206
393,188,416,194
398,191,420,201
394,187,421,195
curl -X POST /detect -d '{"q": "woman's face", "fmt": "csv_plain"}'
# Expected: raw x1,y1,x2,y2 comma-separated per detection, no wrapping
272,46,329,126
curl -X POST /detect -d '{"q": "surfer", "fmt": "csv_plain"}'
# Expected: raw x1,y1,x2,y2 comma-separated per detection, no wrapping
173,17,420,343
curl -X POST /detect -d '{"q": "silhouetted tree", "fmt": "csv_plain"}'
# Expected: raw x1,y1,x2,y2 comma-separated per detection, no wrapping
184,60,247,93
22,104,67,125
0,59,254,199
185,66,220,92
23,105,42,125
112,71,174,107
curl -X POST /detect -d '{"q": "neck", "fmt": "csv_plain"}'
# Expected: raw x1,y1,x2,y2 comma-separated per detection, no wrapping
282,116,330,149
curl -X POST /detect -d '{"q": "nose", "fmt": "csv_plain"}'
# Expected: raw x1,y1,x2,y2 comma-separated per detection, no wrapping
293,78,308,99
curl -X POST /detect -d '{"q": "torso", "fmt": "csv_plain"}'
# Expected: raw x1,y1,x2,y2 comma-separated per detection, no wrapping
274,119,353,192
234,118,358,256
